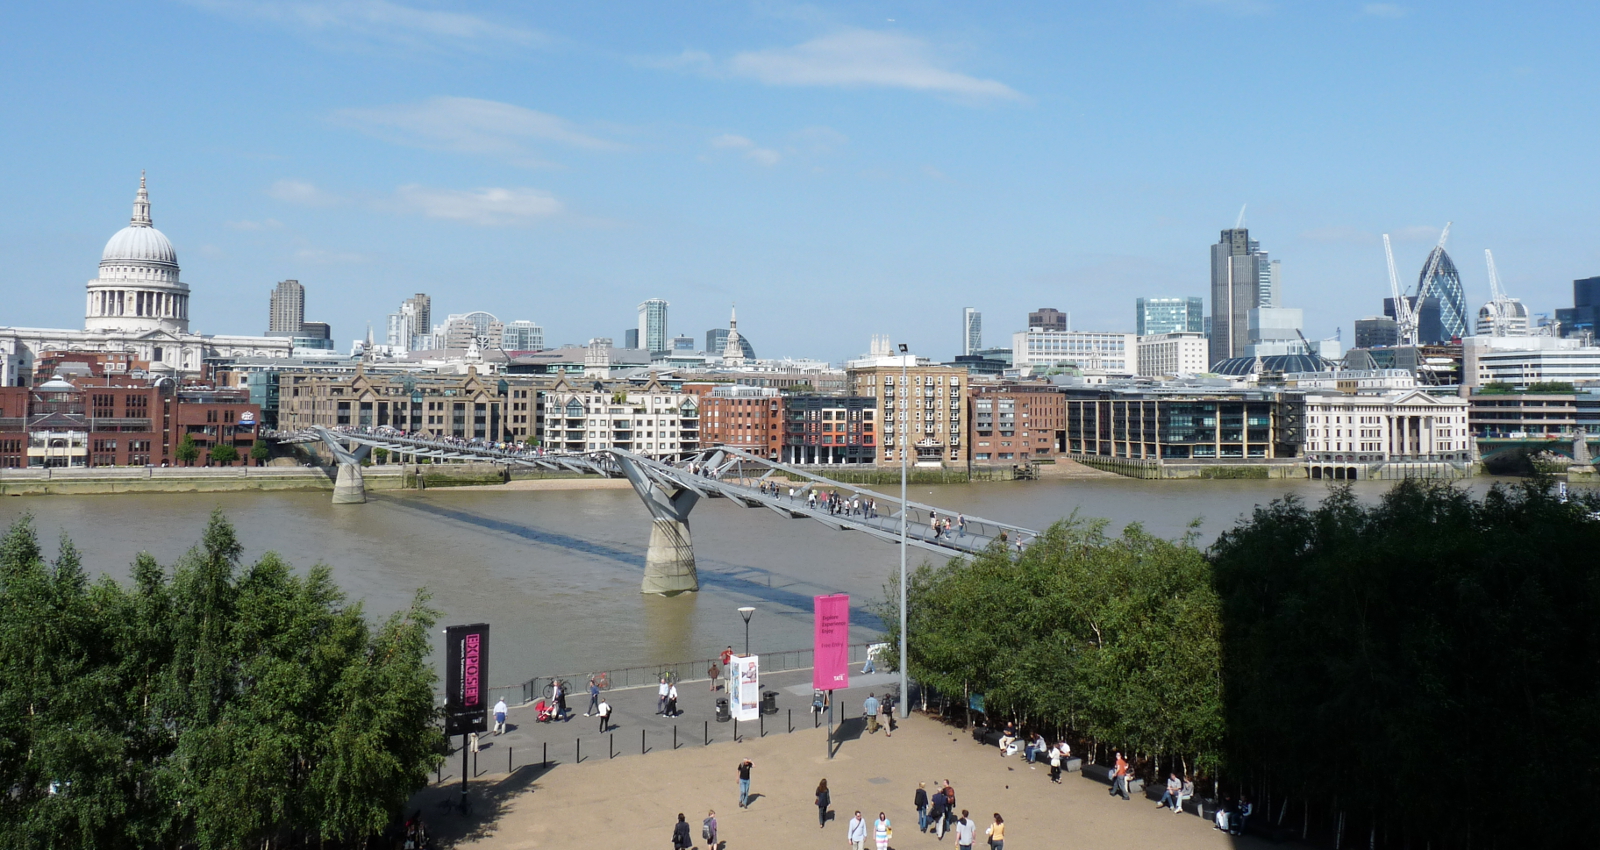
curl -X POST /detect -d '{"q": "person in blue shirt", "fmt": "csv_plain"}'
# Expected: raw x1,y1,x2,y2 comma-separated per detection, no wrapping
863,693,881,734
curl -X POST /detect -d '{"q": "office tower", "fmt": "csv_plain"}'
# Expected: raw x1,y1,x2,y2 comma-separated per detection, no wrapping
1135,297,1205,336
1028,307,1068,331
504,320,544,351
1384,295,1445,346
706,328,728,353
385,312,411,352
671,335,696,351
1209,228,1278,365
624,329,639,349
267,279,304,335
1354,317,1400,348
963,308,982,356
442,312,504,350
638,298,669,354
401,293,431,344
1416,247,1467,342
1554,276,1600,339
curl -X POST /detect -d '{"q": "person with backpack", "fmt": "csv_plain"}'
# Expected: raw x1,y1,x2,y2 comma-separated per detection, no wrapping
701,810,717,849
928,787,949,838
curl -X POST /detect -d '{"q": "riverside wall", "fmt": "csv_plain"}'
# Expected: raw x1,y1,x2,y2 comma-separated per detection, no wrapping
0,462,514,496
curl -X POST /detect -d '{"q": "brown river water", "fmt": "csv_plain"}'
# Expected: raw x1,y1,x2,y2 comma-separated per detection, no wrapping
0,476,1504,689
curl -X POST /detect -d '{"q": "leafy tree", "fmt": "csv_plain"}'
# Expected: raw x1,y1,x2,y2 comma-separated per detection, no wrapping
174,434,200,466
373,447,389,464
250,440,270,465
208,443,239,465
0,510,445,849
1210,480,1600,846
1527,380,1577,393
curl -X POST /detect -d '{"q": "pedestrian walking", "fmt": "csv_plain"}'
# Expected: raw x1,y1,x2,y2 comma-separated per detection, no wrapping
928,787,948,838
657,677,670,715
586,677,601,716
596,697,611,733
702,810,718,850
492,698,507,735
708,661,721,692
552,680,568,722
671,813,692,850
879,694,892,737
953,811,975,850
914,782,929,833
847,812,867,850
736,759,753,808
985,813,1005,850
815,779,831,828
874,812,892,850
666,682,680,717
1048,744,1063,783
957,514,966,537
863,693,880,734
1109,751,1130,800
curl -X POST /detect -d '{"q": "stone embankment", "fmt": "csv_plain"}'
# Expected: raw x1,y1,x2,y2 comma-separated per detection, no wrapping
0,462,519,496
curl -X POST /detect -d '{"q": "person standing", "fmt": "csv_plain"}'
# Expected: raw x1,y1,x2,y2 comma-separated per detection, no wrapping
879,695,892,738
1110,751,1130,800
863,693,880,734
815,779,831,828
702,810,718,850
586,677,601,717
985,813,1005,850
736,759,753,809
666,682,680,717
708,661,720,693
596,697,611,733
928,787,948,838
873,812,891,850
552,680,568,722
952,811,975,850
657,677,670,715
847,811,867,850
492,698,507,735
914,782,929,833
671,813,692,850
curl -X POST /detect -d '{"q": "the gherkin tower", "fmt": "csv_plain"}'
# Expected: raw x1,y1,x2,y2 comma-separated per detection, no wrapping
1417,247,1467,342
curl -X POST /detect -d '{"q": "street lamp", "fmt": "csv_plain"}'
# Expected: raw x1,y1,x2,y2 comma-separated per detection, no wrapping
738,606,755,656
897,342,909,719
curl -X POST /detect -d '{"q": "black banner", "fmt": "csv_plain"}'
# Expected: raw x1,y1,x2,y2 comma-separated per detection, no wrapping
444,623,490,736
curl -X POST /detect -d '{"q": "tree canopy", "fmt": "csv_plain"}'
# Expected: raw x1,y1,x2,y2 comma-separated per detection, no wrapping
0,510,444,849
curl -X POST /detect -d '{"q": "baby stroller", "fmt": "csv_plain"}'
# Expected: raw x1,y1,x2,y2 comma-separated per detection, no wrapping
533,698,555,723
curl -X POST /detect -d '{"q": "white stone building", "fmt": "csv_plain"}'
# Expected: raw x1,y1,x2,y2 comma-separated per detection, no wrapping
1012,328,1137,375
1460,335,1600,388
540,376,699,455
0,175,290,386
1301,388,1473,479
1136,332,1208,377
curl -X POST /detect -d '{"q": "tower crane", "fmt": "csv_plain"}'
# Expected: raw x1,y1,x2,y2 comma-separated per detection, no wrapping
1484,249,1507,337
1386,222,1452,346
1383,234,1412,344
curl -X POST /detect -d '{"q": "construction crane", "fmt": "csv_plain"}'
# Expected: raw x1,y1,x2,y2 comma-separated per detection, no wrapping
1384,222,1452,346
1383,234,1412,344
1484,249,1507,336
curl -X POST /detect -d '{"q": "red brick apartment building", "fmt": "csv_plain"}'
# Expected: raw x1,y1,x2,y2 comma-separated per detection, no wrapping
687,383,784,459
969,383,1065,463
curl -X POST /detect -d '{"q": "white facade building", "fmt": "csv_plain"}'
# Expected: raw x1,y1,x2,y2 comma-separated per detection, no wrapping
1301,388,1473,475
1461,335,1600,388
0,175,290,387
539,377,699,456
1012,329,1137,375
504,320,544,351
1136,332,1209,377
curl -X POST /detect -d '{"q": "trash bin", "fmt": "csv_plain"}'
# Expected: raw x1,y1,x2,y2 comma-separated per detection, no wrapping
761,691,779,715
715,697,731,722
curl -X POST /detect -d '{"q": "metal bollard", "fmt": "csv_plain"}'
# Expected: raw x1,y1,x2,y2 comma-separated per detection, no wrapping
436,763,441,784
543,741,548,768
734,718,738,742
609,732,614,759
789,709,793,733
576,738,581,764
473,749,478,778
704,720,709,746
760,714,764,738
509,746,513,774
674,725,679,750
642,728,647,754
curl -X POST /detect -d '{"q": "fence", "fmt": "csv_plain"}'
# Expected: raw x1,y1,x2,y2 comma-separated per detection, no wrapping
486,642,879,707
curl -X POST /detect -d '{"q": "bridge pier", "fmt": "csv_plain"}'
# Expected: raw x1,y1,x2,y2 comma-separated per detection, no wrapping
332,462,367,504
615,454,701,595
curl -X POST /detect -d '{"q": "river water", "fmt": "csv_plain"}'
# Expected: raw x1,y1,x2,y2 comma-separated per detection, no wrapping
0,476,1505,690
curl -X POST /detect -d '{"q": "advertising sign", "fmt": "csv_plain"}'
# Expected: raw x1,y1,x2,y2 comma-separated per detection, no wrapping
813,594,850,691
729,654,761,722
239,411,256,425
444,623,490,736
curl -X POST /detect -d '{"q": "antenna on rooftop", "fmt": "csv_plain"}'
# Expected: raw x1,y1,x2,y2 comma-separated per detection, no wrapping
1235,204,1247,229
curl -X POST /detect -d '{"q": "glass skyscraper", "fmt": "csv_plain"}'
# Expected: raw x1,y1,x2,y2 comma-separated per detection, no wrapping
637,298,669,354
1136,296,1204,336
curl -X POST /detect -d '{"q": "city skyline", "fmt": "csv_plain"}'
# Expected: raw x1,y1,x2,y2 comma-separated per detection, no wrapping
4,3,1598,361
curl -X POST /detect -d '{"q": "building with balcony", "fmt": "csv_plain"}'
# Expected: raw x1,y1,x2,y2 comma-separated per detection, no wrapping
970,383,1063,463
1467,390,1600,439
691,384,783,459
539,376,698,455
779,394,877,465
276,368,537,442
846,339,968,467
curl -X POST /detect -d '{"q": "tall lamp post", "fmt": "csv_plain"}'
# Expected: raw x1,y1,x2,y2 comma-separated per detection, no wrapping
738,606,755,656
897,342,909,718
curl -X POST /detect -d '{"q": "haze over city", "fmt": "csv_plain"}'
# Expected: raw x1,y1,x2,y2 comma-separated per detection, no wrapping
5,1,1599,358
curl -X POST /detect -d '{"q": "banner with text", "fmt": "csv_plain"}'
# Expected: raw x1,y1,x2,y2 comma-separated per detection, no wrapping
730,654,761,722
444,623,490,736
813,594,850,691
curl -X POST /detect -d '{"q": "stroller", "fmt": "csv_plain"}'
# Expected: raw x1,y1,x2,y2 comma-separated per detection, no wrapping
533,698,555,723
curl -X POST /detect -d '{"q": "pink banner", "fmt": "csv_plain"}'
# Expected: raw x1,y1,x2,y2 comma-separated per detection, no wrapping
813,594,850,691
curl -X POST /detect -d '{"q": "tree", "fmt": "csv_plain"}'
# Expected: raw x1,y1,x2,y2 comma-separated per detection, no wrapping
174,434,200,466
208,443,239,465
249,440,270,465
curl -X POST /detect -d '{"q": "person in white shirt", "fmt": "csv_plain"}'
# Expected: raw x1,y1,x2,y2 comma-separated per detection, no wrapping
952,810,976,850
847,811,867,850
657,677,670,715
666,683,680,716
492,698,507,735
597,698,612,733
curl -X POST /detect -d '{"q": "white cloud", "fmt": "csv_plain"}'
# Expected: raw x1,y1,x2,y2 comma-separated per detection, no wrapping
334,97,622,167
392,185,564,225
708,134,781,166
725,29,1023,101
1362,3,1408,18
267,179,343,206
185,0,541,49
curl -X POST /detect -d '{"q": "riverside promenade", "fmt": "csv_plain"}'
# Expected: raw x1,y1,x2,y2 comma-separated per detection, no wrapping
410,671,1270,849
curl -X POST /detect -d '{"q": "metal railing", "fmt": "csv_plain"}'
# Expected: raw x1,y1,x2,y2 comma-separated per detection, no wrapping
487,642,878,707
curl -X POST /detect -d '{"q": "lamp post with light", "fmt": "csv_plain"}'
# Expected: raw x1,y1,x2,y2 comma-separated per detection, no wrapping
897,342,909,719
738,606,755,656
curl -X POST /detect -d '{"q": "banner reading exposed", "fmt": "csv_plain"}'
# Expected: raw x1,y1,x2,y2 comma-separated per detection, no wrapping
444,623,490,736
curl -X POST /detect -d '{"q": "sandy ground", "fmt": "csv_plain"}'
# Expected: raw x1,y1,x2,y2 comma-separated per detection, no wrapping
411,712,1262,850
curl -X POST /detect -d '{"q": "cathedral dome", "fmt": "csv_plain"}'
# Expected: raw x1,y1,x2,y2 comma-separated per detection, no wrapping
102,224,177,266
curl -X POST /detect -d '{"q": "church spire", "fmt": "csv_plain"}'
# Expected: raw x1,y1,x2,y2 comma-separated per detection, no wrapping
729,303,737,332
130,171,152,227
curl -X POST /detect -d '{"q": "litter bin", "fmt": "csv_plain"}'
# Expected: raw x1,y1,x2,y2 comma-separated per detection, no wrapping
715,698,731,722
761,691,779,715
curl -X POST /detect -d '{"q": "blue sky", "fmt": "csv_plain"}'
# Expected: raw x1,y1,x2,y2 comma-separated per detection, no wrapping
3,1,1597,360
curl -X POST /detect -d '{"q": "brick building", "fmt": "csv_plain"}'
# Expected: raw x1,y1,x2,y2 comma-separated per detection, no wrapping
692,384,783,459
845,342,968,468
970,383,1064,463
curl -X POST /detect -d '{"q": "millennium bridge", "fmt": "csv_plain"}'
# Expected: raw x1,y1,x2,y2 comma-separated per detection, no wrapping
269,426,1037,595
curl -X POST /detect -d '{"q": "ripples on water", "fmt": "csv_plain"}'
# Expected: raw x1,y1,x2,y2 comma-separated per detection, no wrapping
0,476,1502,686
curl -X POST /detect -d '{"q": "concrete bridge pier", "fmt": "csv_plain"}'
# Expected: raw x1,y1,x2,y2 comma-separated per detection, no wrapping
332,462,367,504
615,454,701,595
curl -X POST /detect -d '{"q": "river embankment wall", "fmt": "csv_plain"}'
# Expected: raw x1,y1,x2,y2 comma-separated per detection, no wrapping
0,462,532,496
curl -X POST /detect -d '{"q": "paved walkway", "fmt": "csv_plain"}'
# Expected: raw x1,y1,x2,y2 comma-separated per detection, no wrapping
411,707,1270,849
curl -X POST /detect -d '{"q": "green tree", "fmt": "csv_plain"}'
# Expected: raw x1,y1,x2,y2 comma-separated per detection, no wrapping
174,434,200,466
249,440,270,465
208,443,239,465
